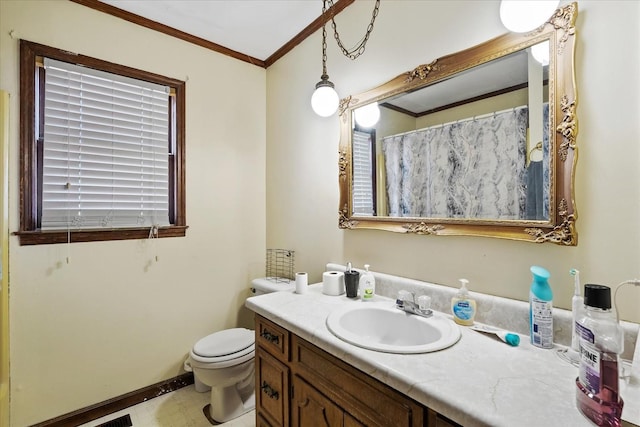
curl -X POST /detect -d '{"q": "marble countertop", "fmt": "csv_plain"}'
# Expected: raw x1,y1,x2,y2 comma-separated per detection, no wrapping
246,284,640,427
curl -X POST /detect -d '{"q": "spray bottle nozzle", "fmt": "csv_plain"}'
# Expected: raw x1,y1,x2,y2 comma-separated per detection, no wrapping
569,268,583,354
570,268,581,296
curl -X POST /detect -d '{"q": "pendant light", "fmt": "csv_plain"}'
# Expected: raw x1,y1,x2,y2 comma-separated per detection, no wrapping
311,0,381,118
499,0,559,33
311,19,339,117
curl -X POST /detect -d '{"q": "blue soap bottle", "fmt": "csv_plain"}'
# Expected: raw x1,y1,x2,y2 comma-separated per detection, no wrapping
451,278,476,326
529,266,553,349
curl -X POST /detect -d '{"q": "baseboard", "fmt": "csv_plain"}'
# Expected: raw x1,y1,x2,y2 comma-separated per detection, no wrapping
30,372,194,427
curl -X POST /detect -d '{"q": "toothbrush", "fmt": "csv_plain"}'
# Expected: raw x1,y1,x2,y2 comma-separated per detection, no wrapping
470,324,520,347
570,268,583,352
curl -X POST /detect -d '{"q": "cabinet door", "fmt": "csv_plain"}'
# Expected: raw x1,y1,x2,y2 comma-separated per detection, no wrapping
344,413,365,427
257,347,290,426
291,375,343,427
257,412,274,427
427,408,462,427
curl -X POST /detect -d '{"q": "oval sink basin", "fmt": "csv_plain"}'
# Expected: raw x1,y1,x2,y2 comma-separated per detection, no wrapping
326,302,461,354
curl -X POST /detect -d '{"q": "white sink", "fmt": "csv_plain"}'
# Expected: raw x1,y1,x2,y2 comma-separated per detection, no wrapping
326,301,461,354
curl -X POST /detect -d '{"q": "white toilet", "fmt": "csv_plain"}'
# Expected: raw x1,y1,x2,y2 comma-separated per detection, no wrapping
186,278,295,423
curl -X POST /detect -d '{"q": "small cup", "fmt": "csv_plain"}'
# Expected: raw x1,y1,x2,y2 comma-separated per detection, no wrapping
295,272,308,294
344,271,360,298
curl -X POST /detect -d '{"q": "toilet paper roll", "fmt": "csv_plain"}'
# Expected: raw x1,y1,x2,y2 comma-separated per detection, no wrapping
322,271,345,296
295,272,308,294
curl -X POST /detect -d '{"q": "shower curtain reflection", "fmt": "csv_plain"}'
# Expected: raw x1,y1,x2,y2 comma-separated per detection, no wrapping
382,106,549,220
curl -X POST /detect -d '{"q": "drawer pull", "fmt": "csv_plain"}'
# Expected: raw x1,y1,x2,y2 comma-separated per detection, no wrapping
260,330,280,344
261,381,280,400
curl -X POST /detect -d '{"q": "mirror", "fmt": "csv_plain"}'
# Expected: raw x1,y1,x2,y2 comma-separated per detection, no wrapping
338,2,578,245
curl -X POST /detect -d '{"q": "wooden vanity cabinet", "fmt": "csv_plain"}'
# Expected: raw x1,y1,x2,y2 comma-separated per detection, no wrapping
255,315,441,427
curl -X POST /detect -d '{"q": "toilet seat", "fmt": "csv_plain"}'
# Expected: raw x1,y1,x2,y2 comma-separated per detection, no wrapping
190,328,255,367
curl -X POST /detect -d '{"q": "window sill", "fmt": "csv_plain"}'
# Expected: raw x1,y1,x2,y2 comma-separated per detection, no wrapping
15,226,188,246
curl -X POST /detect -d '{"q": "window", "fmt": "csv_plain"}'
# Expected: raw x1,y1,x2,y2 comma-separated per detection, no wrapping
352,126,377,216
18,40,187,245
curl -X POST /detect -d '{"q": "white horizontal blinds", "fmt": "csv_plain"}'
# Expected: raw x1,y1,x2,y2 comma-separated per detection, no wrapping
42,58,170,230
352,130,374,216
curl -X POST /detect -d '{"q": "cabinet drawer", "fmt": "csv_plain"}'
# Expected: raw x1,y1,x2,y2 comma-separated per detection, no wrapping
292,335,424,427
256,315,290,362
256,346,290,427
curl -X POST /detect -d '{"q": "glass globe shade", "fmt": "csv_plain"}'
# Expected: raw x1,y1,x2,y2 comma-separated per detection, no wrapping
500,0,559,33
311,85,339,117
531,41,550,66
354,102,381,128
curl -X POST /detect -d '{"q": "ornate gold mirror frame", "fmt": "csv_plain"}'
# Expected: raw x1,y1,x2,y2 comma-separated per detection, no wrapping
338,3,578,245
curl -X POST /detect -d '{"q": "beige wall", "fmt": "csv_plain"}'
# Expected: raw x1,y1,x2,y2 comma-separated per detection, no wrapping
1,91,10,427
266,0,640,324
415,87,531,129
0,1,266,425
377,107,417,140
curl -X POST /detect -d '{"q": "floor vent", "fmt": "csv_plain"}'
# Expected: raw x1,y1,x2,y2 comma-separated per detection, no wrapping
96,414,133,427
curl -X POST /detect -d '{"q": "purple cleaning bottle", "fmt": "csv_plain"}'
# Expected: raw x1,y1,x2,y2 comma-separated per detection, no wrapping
575,284,624,426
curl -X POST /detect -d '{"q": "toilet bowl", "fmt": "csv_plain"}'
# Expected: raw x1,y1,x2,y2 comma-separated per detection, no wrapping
188,328,256,423
186,277,295,423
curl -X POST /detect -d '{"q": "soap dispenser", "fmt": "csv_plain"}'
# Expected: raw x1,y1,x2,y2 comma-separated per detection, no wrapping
359,264,375,301
451,279,476,326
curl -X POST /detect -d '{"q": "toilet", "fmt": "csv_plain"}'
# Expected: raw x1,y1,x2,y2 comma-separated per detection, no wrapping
186,277,295,423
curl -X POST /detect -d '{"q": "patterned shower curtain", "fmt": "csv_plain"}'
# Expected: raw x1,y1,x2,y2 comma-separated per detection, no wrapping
382,107,529,219
542,103,550,219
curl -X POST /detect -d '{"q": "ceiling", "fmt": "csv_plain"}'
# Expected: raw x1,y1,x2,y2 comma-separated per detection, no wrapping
94,0,347,66
84,1,542,115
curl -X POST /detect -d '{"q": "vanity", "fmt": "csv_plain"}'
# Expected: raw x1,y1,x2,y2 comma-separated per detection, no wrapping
246,266,640,427
254,315,437,427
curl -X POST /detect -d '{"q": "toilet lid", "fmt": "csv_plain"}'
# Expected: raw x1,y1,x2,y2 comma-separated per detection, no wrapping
193,328,254,358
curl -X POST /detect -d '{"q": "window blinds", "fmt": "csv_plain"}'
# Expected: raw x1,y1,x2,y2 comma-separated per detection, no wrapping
42,58,170,230
352,130,375,216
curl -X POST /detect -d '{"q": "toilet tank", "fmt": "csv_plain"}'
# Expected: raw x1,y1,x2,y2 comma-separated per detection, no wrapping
251,277,295,296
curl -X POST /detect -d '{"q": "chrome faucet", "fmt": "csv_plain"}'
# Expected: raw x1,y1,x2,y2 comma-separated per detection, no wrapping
395,290,433,318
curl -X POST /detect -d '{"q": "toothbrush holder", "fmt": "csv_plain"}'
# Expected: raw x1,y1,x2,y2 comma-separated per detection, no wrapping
344,271,360,298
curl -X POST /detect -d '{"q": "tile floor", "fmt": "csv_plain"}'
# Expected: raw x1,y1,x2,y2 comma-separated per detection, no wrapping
78,385,255,427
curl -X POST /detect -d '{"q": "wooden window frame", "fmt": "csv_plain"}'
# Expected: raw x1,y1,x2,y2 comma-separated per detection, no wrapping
17,40,187,245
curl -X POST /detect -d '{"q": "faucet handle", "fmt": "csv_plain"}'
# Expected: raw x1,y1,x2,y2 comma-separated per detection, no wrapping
396,290,413,306
417,295,431,311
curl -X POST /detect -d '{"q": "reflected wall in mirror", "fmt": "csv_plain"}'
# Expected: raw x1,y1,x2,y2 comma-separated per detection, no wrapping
338,2,578,245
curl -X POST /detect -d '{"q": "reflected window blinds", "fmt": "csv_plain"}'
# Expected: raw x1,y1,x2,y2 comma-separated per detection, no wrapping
352,129,375,216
